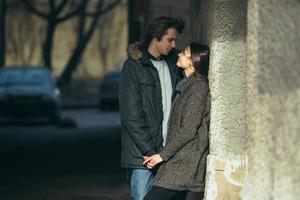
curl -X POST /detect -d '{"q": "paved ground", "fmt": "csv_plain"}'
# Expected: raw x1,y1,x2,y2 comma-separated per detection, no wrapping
62,109,120,128
0,108,130,200
59,79,101,108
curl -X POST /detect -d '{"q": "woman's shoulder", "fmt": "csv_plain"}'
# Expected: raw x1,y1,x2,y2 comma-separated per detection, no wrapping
190,74,209,91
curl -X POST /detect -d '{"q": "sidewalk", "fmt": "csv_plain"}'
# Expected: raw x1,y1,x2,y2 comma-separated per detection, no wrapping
59,79,101,108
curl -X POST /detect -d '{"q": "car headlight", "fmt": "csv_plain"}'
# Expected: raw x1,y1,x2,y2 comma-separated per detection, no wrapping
54,88,60,96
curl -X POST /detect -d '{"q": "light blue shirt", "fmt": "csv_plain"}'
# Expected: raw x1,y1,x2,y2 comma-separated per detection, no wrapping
150,59,172,146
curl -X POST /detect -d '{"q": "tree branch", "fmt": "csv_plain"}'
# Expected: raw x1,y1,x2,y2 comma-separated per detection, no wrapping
86,0,120,17
55,0,69,14
49,0,55,12
57,0,85,23
22,0,49,19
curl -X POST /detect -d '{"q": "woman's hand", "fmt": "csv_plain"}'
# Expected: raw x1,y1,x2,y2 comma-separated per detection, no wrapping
143,154,163,169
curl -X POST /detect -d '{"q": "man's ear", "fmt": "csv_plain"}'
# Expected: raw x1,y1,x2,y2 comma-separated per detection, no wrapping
153,37,159,43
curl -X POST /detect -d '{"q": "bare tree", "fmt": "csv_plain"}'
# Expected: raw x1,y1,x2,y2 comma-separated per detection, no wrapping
59,0,121,84
0,0,7,67
22,0,85,70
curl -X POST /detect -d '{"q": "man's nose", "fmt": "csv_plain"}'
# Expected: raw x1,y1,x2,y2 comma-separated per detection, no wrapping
171,41,176,48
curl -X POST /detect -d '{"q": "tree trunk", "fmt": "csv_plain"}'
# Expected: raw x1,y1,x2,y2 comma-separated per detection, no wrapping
0,0,6,67
59,18,98,84
58,0,120,84
43,19,56,70
59,0,99,84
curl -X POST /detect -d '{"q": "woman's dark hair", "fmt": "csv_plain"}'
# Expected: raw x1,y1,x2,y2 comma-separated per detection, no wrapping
189,43,210,79
145,16,185,42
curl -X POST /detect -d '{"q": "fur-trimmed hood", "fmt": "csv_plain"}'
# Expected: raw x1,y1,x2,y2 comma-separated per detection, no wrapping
127,42,143,60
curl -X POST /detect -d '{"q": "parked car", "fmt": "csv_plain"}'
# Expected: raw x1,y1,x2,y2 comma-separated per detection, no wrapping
98,71,120,111
0,66,61,123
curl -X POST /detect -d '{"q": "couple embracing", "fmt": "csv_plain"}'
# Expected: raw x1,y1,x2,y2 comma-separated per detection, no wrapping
119,16,210,200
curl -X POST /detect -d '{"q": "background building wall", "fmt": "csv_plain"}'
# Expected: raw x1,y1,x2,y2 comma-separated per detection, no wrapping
240,0,300,199
6,1,128,79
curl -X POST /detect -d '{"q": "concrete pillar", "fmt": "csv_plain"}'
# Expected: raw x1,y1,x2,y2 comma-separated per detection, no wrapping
200,1,248,199
240,0,300,199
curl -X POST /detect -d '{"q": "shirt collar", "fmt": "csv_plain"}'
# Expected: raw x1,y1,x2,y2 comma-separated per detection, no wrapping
148,52,164,61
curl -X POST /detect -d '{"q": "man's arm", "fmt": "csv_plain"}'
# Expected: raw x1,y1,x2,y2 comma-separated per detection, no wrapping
119,60,156,156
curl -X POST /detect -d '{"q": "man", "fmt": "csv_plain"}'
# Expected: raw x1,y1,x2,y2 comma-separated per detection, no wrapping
119,16,185,200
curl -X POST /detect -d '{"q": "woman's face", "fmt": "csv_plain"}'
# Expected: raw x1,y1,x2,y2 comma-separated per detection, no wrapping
176,47,192,69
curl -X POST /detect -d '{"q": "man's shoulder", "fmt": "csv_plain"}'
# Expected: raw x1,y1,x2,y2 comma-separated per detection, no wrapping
123,57,142,70
127,42,143,61
189,75,209,94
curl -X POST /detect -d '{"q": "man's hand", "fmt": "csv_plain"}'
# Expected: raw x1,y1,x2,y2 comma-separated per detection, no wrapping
143,154,163,169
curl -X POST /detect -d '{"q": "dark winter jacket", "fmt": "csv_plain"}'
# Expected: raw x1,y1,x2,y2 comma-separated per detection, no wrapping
119,42,183,169
152,73,210,192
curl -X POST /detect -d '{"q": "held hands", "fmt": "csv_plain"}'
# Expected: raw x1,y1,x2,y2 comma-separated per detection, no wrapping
143,154,163,169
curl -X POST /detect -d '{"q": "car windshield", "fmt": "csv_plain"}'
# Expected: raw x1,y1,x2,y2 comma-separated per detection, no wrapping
0,68,51,87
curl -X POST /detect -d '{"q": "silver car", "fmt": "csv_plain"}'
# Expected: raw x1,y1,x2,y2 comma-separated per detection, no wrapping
0,67,61,123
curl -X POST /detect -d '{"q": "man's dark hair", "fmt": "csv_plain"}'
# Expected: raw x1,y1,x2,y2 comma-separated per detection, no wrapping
145,16,185,42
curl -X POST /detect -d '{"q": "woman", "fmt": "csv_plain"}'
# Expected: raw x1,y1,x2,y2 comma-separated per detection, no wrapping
143,43,210,200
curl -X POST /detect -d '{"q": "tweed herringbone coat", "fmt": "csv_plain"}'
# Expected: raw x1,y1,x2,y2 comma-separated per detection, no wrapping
152,73,210,192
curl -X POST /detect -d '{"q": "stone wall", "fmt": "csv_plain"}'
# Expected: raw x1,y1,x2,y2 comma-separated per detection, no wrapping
240,0,300,199
200,1,248,199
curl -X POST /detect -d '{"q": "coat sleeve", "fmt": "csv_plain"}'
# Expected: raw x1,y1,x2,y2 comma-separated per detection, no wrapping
119,59,156,156
159,82,208,161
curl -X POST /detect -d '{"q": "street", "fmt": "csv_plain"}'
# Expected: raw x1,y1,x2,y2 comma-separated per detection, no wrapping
0,109,130,200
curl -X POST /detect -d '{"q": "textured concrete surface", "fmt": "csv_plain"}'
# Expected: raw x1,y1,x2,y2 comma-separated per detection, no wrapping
240,0,300,199
205,155,246,200
199,0,248,199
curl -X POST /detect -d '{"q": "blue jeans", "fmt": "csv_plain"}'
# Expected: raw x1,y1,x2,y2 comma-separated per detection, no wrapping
130,169,153,200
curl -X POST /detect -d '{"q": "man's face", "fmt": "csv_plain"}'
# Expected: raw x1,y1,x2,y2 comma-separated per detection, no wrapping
156,28,178,55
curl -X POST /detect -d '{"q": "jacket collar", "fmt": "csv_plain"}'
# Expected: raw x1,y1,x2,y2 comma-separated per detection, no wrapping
127,41,182,93
127,41,179,66
176,75,192,93
176,73,206,93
